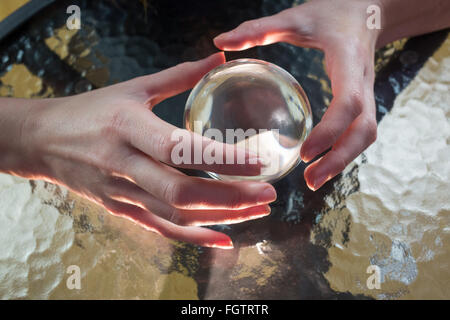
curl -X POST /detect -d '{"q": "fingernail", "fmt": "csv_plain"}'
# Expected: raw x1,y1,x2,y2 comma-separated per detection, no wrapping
262,205,271,215
258,206,272,217
214,239,234,249
257,187,277,204
301,148,318,163
301,154,312,163
247,205,271,217
312,172,328,191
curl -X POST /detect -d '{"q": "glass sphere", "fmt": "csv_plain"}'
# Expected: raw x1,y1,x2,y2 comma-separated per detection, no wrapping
184,59,312,183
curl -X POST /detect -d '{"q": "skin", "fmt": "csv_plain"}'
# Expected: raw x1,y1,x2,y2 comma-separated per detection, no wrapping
214,0,450,191
0,52,277,249
1,0,449,248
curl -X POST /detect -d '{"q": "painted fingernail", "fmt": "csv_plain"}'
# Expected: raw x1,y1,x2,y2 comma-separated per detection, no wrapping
301,148,319,163
214,239,234,249
257,206,272,217
301,154,312,163
257,187,277,204
262,205,272,215
312,172,328,191
247,205,271,217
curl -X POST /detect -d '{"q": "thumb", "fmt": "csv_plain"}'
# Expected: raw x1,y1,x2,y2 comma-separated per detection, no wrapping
133,52,226,106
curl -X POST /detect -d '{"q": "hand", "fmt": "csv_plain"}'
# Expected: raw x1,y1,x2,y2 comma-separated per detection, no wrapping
6,53,277,248
214,0,380,190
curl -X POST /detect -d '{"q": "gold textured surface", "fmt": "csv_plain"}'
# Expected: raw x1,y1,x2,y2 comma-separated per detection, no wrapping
318,36,450,299
0,64,52,98
44,26,110,87
0,24,200,299
0,0,29,21
45,28,79,60
0,2,448,299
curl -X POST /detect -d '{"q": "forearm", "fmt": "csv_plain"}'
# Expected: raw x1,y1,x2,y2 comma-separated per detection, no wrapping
377,0,450,47
0,98,45,177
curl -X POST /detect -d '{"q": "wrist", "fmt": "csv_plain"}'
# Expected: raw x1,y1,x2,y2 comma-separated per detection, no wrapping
376,0,450,48
0,98,53,178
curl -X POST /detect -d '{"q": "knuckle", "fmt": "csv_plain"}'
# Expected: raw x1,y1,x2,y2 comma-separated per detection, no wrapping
162,180,185,207
346,37,370,58
241,20,262,35
168,208,189,226
346,91,364,118
324,123,341,143
363,117,378,144
248,20,261,32
152,132,175,162
363,63,375,80
228,188,243,209
110,151,138,177
103,107,129,138
177,61,195,73
167,207,181,225
89,145,120,176
330,149,348,173
101,157,117,174
103,179,119,198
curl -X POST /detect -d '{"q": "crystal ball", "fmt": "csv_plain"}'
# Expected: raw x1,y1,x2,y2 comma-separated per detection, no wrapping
184,59,312,183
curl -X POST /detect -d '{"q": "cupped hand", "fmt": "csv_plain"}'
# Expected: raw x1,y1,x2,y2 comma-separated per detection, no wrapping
214,0,380,190
20,53,277,248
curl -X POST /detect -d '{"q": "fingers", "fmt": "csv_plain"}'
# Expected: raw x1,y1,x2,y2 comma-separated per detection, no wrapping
300,49,368,162
104,200,234,249
106,178,271,226
172,205,270,226
125,108,266,176
301,44,377,190
304,113,377,191
214,11,298,51
135,52,226,106
300,92,364,163
119,152,277,210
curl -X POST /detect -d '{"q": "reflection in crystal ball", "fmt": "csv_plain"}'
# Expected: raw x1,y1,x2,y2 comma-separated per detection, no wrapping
184,59,312,183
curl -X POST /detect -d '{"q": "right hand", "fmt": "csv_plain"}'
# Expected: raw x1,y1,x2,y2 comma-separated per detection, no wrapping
214,0,380,191
13,53,277,248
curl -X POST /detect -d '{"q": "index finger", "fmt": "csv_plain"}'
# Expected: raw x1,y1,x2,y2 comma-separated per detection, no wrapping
213,11,303,51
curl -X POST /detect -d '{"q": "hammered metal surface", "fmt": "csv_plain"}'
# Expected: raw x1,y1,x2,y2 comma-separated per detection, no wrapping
0,0,448,299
